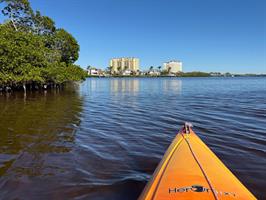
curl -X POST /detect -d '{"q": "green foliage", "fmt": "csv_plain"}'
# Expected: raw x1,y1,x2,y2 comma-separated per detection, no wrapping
0,0,86,88
0,25,47,84
1,0,33,31
43,63,86,84
178,71,210,77
52,29,79,64
33,11,56,35
161,69,169,75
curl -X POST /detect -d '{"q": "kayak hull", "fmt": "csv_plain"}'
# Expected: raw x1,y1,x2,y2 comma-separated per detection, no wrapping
139,126,256,200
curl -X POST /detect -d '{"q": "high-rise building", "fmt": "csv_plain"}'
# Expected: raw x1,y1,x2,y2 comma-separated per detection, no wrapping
109,57,140,72
163,60,182,73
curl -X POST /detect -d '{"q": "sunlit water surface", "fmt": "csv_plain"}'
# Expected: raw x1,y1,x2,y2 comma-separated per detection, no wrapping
0,77,265,199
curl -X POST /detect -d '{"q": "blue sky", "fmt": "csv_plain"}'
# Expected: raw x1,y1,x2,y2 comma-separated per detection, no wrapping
1,0,266,73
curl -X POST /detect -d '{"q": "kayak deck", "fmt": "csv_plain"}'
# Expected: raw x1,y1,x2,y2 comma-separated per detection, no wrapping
139,124,256,200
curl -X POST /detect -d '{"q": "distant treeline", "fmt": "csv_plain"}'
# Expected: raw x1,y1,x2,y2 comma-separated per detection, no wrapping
0,0,87,92
177,72,210,77
88,71,266,78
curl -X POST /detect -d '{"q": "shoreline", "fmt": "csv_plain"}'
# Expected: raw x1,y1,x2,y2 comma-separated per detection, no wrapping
86,74,266,78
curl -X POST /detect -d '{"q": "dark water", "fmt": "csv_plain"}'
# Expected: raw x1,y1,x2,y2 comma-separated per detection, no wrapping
0,77,265,199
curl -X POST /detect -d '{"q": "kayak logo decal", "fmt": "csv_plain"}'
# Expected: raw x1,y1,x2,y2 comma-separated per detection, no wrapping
169,185,236,196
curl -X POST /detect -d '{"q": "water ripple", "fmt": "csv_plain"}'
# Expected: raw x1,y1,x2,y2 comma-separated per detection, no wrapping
0,77,265,199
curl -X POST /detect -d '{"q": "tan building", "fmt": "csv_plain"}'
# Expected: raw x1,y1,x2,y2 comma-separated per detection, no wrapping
109,57,140,72
163,60,182,73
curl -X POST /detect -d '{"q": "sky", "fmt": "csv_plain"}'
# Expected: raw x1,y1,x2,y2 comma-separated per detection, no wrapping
1,0,266,73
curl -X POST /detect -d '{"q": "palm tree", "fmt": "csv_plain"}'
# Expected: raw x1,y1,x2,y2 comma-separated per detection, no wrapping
106,66,112,75
87,65,92,75
117,66,122,75
149,66,154,71
167,67,172,74
158,66,162,71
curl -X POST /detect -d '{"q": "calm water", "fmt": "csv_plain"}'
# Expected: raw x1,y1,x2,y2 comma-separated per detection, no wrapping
0,77,265,199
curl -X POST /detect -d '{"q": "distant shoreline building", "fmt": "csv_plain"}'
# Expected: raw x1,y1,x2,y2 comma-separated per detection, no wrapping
109,57,140,73
163,60,182,73
87,67,103,76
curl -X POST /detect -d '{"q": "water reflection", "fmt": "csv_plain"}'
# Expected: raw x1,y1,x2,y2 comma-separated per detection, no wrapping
162,79,182,94
83,78,182,95
110,78,139,94
0,85,83,178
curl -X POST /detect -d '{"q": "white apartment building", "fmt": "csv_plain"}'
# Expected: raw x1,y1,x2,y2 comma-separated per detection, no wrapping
163,60,182,73
109,57,140,72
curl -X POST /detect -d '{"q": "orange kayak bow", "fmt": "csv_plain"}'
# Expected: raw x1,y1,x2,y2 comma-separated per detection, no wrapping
139,123,256,200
